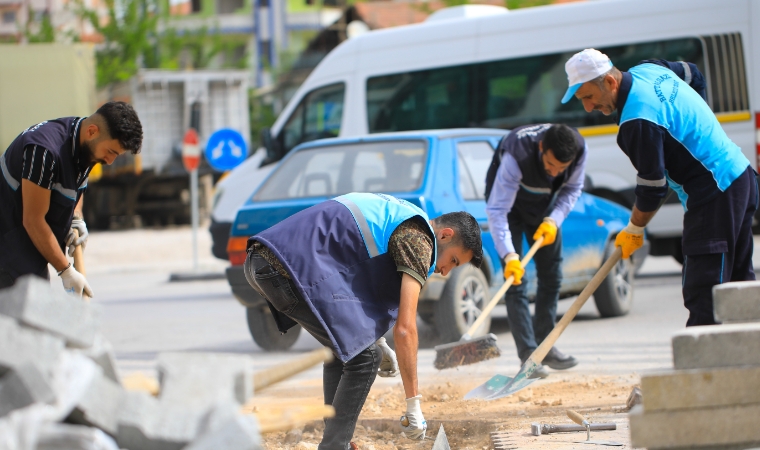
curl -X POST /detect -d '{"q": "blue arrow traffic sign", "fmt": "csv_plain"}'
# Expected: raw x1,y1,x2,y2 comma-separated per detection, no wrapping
205,128,248,171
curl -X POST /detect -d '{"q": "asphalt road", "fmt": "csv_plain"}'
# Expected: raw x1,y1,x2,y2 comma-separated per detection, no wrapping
79,226,760,387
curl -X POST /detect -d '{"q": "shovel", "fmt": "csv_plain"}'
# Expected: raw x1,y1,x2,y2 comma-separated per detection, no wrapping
465,247,623,400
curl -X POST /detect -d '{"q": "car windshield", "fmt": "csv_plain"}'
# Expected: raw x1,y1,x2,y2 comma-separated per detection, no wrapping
254,140,428,201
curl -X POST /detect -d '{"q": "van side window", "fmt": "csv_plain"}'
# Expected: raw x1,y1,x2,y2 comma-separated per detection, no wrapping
457,141,494,200
702,33,749,113
279,83,345,153
367,37,709,132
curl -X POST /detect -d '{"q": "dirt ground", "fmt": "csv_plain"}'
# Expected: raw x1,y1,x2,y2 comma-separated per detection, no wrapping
248,373,641,449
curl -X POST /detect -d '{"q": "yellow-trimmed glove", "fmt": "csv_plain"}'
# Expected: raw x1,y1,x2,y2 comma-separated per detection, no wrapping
615,221,645,259
533,217,557,247
503,253,524,285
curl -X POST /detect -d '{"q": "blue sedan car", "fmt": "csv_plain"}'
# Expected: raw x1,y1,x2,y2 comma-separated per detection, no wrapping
226,129,645,350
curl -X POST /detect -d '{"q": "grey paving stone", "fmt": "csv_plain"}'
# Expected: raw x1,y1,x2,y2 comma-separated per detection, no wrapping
0,315,64,378
713,281,760,323
630,404,760,449
672,323,760,370
641,366,760,411
0,276,97,348
36,423,119,450
81,335,120,383
157,353,254,409
66,368,124,435
0,362,55,416
116,391,205,450
184,415,262,450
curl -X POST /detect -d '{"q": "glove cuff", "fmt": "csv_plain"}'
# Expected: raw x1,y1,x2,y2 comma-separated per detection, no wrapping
504,253,519,262
542,217,556,226
625,220,645,234
376,337,387,345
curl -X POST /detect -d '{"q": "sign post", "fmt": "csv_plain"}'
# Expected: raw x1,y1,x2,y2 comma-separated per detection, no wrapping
182,128,201,272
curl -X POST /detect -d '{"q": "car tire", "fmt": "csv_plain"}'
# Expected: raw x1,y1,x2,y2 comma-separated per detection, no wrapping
246,307,301,351
434,265,491,343
594,240,634,317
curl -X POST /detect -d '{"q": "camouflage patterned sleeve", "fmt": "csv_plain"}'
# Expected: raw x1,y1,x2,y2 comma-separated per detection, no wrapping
388,218,434,286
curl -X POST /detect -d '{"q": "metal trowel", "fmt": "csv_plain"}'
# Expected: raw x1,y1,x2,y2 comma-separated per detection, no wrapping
432,424,451,450
567,410,623,446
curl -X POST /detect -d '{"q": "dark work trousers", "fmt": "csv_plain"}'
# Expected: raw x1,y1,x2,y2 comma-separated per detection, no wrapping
504,214,563,362
682,166,758,326
0,269,15,290
246,251,381,450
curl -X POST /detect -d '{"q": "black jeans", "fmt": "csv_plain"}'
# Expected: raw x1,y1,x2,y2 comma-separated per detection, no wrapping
682,167,758,326
504,215,563,362
246,251,381,450
0,269,14,290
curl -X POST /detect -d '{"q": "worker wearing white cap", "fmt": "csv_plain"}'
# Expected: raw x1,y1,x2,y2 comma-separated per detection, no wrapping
562,48,757,326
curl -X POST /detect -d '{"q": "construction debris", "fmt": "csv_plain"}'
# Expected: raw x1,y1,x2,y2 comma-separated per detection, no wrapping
433,335,501,370
0,276,264,450
625,386,642,411
630,280,760,449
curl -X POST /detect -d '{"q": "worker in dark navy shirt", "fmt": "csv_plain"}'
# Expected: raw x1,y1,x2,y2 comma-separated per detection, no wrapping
561,49,756,326
0,102,143,297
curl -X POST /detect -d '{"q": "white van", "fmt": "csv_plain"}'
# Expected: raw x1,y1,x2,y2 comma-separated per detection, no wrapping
216,0,759,262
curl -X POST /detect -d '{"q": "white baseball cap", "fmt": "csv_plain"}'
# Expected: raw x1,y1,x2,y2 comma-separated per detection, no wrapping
561,49,614,104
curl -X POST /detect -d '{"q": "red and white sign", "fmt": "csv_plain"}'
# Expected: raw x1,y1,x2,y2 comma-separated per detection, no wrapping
182,128,201,172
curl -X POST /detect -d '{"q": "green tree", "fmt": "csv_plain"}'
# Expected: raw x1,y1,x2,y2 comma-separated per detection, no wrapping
24,14,57,43
505,0,553,9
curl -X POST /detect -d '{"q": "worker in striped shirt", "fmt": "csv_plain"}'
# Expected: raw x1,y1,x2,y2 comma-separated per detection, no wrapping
0,102,143,297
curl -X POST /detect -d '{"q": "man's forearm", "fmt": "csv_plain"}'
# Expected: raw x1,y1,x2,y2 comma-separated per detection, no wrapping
73,195,84,219
394,321,418,399
630,206,657,228
24,220,68,272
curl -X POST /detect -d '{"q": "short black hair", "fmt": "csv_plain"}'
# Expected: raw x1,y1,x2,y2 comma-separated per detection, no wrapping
542,124,580,163
433,211,483,268
95,101,143,155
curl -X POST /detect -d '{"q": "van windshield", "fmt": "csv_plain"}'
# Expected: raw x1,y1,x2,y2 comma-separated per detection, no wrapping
254,140,428,201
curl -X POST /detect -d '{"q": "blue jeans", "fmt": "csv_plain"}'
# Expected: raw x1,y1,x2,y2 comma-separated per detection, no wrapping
504,216,563,362
246,251,381,450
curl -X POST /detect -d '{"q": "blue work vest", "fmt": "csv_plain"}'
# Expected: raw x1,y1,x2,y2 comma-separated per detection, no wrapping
620,64,749,209
0,117,88,279
252,193,437,362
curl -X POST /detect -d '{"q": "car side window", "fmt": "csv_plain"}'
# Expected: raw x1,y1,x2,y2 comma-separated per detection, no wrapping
279,83,345,154
457,141,494,200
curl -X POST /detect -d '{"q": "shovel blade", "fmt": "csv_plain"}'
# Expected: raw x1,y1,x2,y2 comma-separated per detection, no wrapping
463,374,512,400
432,424,451,450
485,360,539,400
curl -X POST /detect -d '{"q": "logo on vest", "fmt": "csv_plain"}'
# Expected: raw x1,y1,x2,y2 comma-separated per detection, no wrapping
22,121,48,135
653,74,678,105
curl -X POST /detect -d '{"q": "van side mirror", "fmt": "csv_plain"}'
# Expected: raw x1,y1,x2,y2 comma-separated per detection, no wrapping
260,128,281,162
583,175,593,192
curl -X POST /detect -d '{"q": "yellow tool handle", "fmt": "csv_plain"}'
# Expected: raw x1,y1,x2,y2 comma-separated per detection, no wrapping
567,410,588,426
255,404,336,433
526,247,623,366
71,229,90,301
253,347,334,392
462,237,544,339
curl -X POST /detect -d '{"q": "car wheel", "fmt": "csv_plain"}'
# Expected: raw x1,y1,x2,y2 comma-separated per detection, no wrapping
246,307,301,351
434,265,491,343
594,240,634,317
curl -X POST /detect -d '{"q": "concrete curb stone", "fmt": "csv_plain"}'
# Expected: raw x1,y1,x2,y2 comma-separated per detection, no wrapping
672,323,760,370
713,281,760,323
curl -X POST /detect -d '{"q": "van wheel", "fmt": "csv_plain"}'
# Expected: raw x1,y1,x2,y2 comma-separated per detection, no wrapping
594,240,634,317
246,307,301,351
435,265,491,343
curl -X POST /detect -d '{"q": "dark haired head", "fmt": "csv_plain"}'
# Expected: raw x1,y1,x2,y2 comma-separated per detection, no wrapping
542,124,580,163
432,211,483,268
94,101,143,155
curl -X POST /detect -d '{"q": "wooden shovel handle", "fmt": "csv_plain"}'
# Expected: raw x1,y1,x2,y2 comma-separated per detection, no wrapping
71,229,90,301
253,347,334,392
462,237,544,339
527,247,623,365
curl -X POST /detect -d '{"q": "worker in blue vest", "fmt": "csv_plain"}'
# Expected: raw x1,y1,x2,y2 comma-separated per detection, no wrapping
244,193,483,449
0,102,143,296
562,48,757,326
485,123,586,379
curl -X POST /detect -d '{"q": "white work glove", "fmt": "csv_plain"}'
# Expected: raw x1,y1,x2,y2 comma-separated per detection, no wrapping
66,219,89,256
59,264,94,299
376,337,399,377
400,395,426,440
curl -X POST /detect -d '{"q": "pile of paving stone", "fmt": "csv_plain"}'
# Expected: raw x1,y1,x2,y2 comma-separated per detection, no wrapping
0,276,262,450
630,280,760,450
